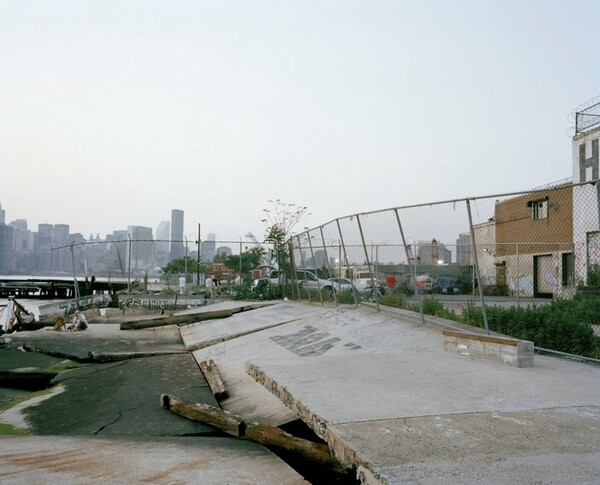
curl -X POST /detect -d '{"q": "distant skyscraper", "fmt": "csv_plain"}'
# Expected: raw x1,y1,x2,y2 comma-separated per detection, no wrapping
0,224,14,272
170,209,184,260
127,225,154,271
0,202,5,225
201,233,216,262
155,220,170,266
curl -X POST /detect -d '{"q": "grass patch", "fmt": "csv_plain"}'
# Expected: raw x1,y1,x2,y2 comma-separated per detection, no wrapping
0,387,57,413
0,423,30,436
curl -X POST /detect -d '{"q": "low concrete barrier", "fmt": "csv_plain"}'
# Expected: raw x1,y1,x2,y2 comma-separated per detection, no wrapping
443,330,534,368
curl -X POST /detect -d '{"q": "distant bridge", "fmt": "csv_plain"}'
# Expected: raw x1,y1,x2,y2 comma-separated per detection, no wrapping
0,277,128,299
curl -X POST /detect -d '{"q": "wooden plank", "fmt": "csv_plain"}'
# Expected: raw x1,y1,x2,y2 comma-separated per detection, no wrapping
199,359,227,399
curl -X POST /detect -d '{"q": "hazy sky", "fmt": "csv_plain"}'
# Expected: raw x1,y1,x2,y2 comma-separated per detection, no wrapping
1,0,598,244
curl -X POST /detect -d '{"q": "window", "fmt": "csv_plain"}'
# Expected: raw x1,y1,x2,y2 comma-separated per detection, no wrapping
531,199,548,220
562,252,574,286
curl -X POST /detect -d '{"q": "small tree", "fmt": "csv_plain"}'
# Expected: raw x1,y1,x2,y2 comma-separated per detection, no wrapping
223,246,264,280
262,199,310,285
161,257,209,283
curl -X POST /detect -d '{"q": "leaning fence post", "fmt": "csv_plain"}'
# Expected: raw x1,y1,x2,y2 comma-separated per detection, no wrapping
393,208,424,323
319,226,338,306
336,219,358,306
296,234,311,304
356,214,379,310
466,199,490,335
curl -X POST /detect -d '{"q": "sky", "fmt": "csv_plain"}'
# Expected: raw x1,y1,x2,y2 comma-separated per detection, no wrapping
1,0,599,245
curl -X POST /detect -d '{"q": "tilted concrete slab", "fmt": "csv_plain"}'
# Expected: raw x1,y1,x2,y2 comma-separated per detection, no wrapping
191,303,435,426
174,299,275,316
4,324,185,362
0,435,309,485
242,305,600,484
180,301,329,351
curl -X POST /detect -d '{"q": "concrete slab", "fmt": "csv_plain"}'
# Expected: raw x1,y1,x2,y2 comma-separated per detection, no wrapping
333,406,600,485
191,303,427,426
3,324,185,362
180,301,329,351
239,305,600,484
174,300,274,316
248,353,600,426
0,435,309,484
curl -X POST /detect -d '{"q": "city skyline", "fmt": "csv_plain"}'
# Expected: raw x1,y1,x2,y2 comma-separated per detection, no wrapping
0,201,257,247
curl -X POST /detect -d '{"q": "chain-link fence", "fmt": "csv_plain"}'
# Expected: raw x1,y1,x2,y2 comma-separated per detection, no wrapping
287,179,600,325
45,237,273,297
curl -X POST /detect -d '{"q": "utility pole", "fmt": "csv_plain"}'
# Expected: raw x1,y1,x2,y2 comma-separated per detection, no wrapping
197,223,201,286
70,242,80,308
127,234,132,295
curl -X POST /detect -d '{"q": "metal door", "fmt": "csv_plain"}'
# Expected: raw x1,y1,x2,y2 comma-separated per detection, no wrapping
534,254,554,298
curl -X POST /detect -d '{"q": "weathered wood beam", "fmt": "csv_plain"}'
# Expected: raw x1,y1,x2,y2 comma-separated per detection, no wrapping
198,359,227,400
160,394,346,471
160,394,244,437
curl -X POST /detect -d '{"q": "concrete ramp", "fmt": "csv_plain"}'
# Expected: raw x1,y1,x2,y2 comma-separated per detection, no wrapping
180,302,330,351
190,303,437,426
244,316,600,484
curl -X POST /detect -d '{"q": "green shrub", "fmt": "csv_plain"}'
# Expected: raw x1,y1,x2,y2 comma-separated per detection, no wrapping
379,290,407,309
418,297,459,321
234,282,288,301
459,298,600,358
336,289,360,304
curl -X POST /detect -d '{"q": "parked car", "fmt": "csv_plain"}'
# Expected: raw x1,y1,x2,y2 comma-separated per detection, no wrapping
327,278,367,293
407,274,433,294
252,269,281,289
364,279,388,296
435,276,459,294
294,269,341,296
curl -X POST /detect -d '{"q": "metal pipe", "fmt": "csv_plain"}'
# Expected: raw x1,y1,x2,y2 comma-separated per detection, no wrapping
466,199,490,334
394,209,424,322
356,214,379,310
336,219,358,305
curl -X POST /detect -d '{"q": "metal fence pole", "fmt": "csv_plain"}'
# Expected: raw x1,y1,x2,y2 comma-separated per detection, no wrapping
336,218,358,305
516,242,521,308
287,239,297,300
70,242,80,308
295,235,310,303
306,231,325,305
319,226,338,306
356,214,379,310
393,209,424,322
127,234,132,295
466,199,490,334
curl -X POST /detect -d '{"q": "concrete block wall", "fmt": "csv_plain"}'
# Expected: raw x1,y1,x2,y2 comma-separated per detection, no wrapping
443,330,534,368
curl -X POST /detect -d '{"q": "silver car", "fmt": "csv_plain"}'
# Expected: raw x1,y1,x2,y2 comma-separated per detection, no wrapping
294,269,340,296
327,277,367,293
